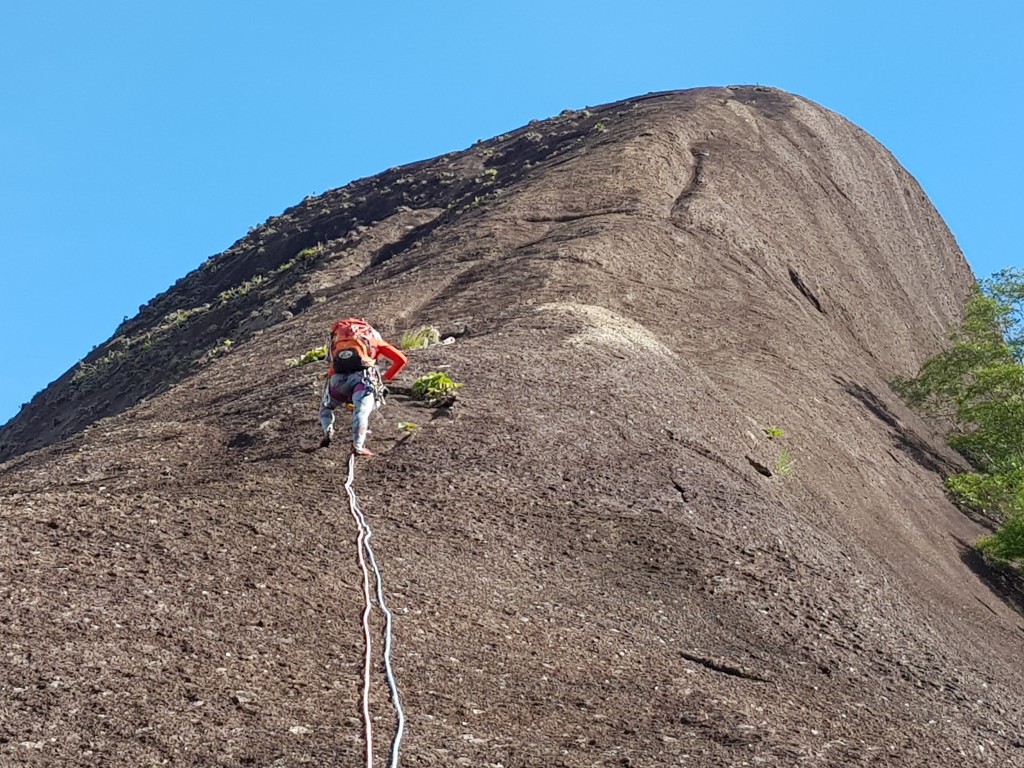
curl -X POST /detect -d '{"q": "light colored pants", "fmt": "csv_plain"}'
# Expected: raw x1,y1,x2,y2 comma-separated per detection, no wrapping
320,370,378,451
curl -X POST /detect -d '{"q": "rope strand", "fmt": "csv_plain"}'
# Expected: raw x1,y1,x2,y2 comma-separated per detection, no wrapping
345,454,375,768
344,452,406,767
349,473,406,767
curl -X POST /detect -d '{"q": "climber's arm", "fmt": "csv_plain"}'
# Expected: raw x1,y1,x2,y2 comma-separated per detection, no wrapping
376,341,408,381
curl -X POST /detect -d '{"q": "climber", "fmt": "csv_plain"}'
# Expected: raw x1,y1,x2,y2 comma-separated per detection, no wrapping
319,318,408,456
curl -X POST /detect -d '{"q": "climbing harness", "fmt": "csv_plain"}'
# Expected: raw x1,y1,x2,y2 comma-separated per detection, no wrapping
372,368,389,407
343,453,406,768
325,367,386,408
363,366,387,407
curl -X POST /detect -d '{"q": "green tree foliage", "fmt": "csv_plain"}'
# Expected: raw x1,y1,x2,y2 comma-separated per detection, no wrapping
892,268,1024,569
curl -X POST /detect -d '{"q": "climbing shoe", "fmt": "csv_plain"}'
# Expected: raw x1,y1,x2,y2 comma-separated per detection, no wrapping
319,427,334,448
353,445,375,457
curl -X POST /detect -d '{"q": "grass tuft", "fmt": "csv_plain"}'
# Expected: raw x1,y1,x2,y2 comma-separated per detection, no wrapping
399,326,441,350
287,345,327,368
775,447,795,478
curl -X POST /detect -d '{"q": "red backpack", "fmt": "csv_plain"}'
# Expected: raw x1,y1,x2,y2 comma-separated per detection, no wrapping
329,318,380,374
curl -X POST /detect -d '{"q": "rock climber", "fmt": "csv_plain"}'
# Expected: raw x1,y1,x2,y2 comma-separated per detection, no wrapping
319,318,408,456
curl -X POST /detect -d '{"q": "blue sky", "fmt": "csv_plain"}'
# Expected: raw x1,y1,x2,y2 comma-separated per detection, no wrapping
1,2,1021,425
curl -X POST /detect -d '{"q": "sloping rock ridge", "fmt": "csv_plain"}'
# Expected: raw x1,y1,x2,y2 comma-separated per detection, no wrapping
2,87,1022,766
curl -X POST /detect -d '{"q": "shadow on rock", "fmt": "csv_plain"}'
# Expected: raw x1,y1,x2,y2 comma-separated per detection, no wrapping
954,536,1024,619
835,375,961,478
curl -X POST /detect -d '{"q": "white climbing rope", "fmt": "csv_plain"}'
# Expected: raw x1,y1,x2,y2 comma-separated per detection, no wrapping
344,453,406,768
345,455,375,768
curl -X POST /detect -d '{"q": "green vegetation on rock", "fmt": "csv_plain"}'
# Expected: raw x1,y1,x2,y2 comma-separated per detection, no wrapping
399,326,441,350
219,274,266,304
775,446,796,478
892,268,1024,570
411,372,462,405
287,345,327,368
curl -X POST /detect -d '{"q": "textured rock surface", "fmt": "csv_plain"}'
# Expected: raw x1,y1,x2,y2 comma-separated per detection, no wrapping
2,87,1021,766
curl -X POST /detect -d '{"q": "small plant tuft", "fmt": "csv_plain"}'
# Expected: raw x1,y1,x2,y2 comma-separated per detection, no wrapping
399,326,441,350
775,447,796,477
70,348,127,387
411,372,462,405
163,305,210,328
198,338,234,364
219,274,266,304
287,345,327,368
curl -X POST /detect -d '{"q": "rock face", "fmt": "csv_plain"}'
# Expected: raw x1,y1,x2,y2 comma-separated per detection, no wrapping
1,87,1021,766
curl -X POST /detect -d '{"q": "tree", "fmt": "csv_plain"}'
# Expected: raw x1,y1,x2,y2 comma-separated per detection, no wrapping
892,268,1024,569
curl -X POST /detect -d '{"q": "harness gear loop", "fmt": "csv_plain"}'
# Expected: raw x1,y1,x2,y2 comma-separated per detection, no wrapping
367,366,388,407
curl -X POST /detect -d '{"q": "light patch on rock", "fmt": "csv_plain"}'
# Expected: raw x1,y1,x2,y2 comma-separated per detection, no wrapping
724,99,761,134
537,303,675,360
